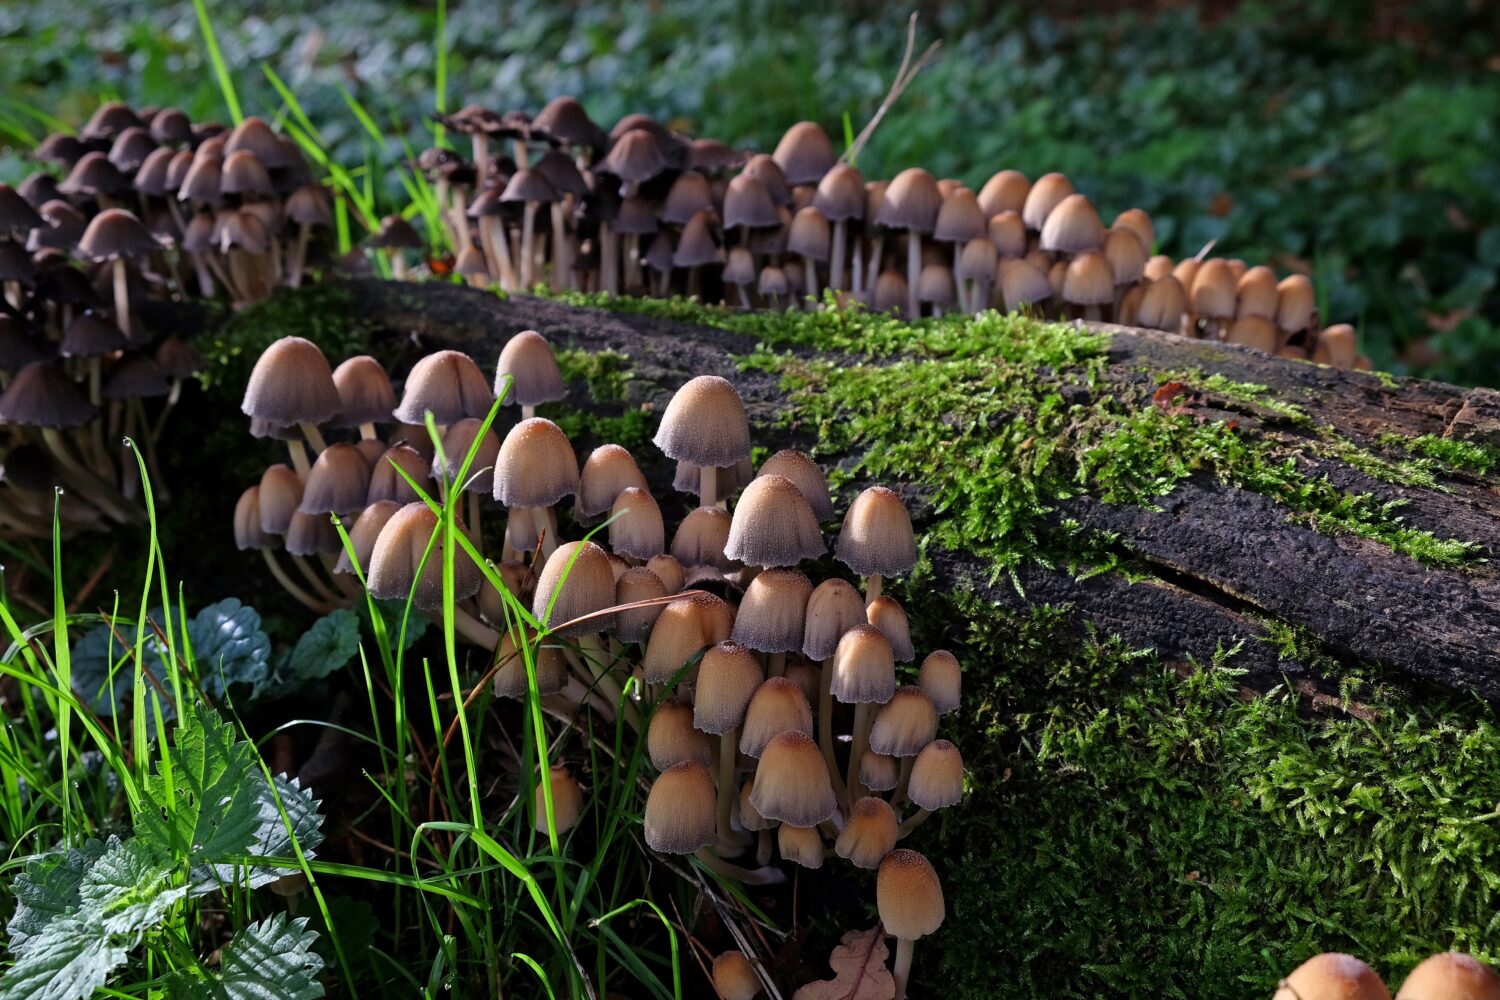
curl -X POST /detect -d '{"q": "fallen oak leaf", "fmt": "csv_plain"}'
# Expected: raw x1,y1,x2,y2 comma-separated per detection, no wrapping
793,925,895,1000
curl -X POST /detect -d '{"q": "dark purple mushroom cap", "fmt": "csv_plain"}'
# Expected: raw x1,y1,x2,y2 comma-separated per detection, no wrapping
0,185,43,238
531,96,608,151
102,354,170,399
149,107,194,147
500,169,559,205
34,133,88,168
58,152,132,198
0,362,97,427
224,116,298,169
79,102,142,142
107,127,158,174
79,209,159,261
61,311,127,358
369,215,424,250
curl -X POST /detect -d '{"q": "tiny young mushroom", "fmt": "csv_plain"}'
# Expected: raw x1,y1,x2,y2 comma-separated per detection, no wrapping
835,795,900,869
877,849,946,1000
368,214,425,280
712,951,764,1000
1395,952,1500,999
901,738,964,835
835,485,918,604
917,650,961,716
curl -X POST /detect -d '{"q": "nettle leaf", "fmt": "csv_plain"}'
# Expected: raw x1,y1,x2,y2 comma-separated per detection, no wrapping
190,774,325,893
4,839,107,955
0,915,128,1000
139,702,262,864
77,836,186,939
68,620,173,720
288,609,359,680
189,599,271,699
160,914,325,1000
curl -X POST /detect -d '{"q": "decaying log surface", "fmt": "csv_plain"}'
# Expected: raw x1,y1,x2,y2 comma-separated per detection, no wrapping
343,279,1500,698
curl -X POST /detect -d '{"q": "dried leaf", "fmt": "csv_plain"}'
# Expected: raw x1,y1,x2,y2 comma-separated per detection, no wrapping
792,926,895,1000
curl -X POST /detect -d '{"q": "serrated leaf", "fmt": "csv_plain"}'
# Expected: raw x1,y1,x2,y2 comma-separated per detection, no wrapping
190,774,325,892
68,620,173,720
4,839,106,955
159,914,325,1000
792,926,895,1000
189,599,271,699
77,836,186,938
0,915,128,1000
139,703,262,864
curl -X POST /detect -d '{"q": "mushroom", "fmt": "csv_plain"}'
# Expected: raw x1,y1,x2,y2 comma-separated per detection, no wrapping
234,485,332,613
877,849,945,1000
608,487,665,561
368,214,424,280
652,375,751,509
493,417,578,559
732,568,812,677
495,328,567,420
833,624,897,802
772,121,835,188
643,760,716,854
671,209,724,300
500,169,559,289
577,443,649,522
712,951,763,1000
1020,172,1075,231
242,336,341,475
778,823,825,869
916,263,956,318
366,501,490,646
876,168,942,319
647,698,713,770
917,650,961,715
901,738,964,835
1395,952,1500,999
723,473,825,571
613,567,669,644
694,640,765,850
977,170,1031,217
1273,954,1390,1000
394,350,495,433
533,765,583,836
933,188,986,310
786,206,830,300
77,209,158,340
1061,249,1115,322
813,164,865,293
835,486,917,604
749,729,837,830
835,796,899,869
284,183,332,288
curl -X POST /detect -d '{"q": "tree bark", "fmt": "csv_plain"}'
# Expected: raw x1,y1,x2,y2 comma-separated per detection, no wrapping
344,279,1500,698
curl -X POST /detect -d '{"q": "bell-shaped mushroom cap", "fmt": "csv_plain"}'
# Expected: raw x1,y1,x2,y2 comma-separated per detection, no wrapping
672,209,724,268
608,487,665,561
831,624,896,705
1103,227,1148,286
153,338,204,380
917,649,961,715
999,257,1053,309
285,183,333,227
1039,193,1106,254
860,751,900,793
59,153,131,198
813,164,865,222
653,375,752,468
257,464,303,535
366,502,481,609
367,444,434,505
394,350,494,426
977,170,1031,217
599,128,674,188
60,311,127,359
331,355,396,427
285,509,342,556
500,168,559,206
0,185,42,237
643,761,716,854
1113,207,1155,252
1235,265,1280,320
732,568,812,654
1020,171,1075,231
646,554,686,595
712,951,762,1000
1313,324,1359,369
494,329,567,409
436,418,500,494
779,823,825,869
908,739,964,811
220,149,273,197
1144,254,1175,282
78,208,159,261
835,486,917,578
234,486,273,551
454,245,488,282
1225,316,1278,354
577,444,648,518
802,578,868,661
1276,274,1317,332
1136,275,1188,332
865,595,915,662
334,499,400,575
868,686,937,757
148,106,193,146
242,336,341,427
749,730,835,826
1396,952,1500,1000
836,796,899,869
988,210,1027,257
759,265,790,298
0,362,96,428
531,95,607,151
722,173,781,231
933,188,986,244
614,566,668,643
642,591,733,684
35,133,88,168
742,154,792,206
102,355,170,399
671,506,738,573
27,199,87,252
493,630,568,698
876,168,942,233
299,442,371,515
647,697,713,771
531,539,615,631
660,170,713,226
724,474,825,568
917,264,957,308
532,150,587,198
1062,250,1116,307
877,850,945,941
225,116,298,169
772,121,836,186
1190,259,1238,320
1273,954,1390,1000
533,765,584,835
957,237,999,285
740,677,814,757
493,417,579,508
614,195,659,237
80,100,142,142
756,450,834,522
786,206,831,261
694,641,765,735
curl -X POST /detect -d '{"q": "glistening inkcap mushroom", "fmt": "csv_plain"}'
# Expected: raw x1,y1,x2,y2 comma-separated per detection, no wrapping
652,375,751,508
877,849,945,1000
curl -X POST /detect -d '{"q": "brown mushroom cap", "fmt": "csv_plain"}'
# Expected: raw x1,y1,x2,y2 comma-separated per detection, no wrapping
78,208,159,261
772,121,836,186
1273,954,1390,1000
1314,324,1359,369
1136,276,1188,332
671,506,738,573
724,474,825,568
59,153,131,199
60,311,126,359
917,264,957,308
647,697,713,770
642,592,732,685
532,540,616,635
908,739,964,811
1040,194,1107,254
1113,208,1155,253
835,486,917,578
831,624,897,704
999,257,1053,310
643,760,717,854
0,362,96,428
533,765,584,835
835,796,899,869
334,500,401,575
813,164,866,222
299,442,372,515
748,730,837,826
493,629,569,698
366,444,435,506
493,417,580,508
614,567,668,644
786,206,831,261
877,849,945,941
257,464,303,535
1225,316,1279,354
652,375,751,469
756,449,834,522
225,116,298,169
693,641,765,735
934,189,987,245
977,170,1031,217
732,568,812,654
958,237,1000,285
868,686,937,757
366,502,482,609
1395,952,1500,1000
1190,259,1238,320
531,96,607,151
394,350,494,426
436,418,500,494
1276,274,1317,333
577,444,649,518
860,751,900,793
234,486,272,551
1020,172,1075,231
330,355,396,427
102,355,170,400
608,486,666,560
876,168,942,233
739,676,815,757
711,951,763,1000
802,578,868,661
917,650,961,714
672,209,724,268
242,336,341,427
220,150,273,197
779,823,826,869
865,595,916,662
599,128,673,189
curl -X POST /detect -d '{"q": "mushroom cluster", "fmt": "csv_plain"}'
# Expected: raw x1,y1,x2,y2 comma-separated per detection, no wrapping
1275,950,1500,1000
401,99,1367,369
232,330,961,997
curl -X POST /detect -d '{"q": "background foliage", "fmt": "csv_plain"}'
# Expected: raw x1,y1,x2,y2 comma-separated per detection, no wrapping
2,0,1499,383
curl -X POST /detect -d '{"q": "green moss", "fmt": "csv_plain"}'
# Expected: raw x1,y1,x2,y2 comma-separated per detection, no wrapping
899,589,1500,998
1380,433,1500,477
554,347,633,404
549,408,653,454
197,283,376,392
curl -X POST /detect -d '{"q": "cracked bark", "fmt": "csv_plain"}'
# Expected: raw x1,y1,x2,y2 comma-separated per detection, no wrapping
340,279,1500,699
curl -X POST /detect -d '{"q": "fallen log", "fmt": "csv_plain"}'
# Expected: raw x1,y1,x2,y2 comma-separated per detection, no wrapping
342,278,1500,699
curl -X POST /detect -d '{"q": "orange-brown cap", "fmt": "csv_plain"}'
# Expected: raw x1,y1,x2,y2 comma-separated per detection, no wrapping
652,375,751,469
831,624,896,705
918,650,961,715
803,578,868,661
693,641,764,735
724,474,825,568
787,205,831,262
646,554,686,594
1136,276,1188,333
739,676,814,757
732,568,812,653
908,739,964,811
1113,208,1155,253
999,257,1053,310
835,796,899,869
1276,274,1317,333
813,164,865,222
872,270,908,315
866,595,915,662
977,170,1030,217
613,566,668,643
643,761,716,854
988,210,1027,258
1040,194,1106,254
1020,172,1074,231
1062,250,1115,307
783,659,820,707
577,444,649,518
394,350,494,426
712,950,763,1000
241,336,340,426
492,629,568,698
1396,952,1500,1000
835,486,916,579
757,449,834,522
299,442,371,516
868,686,937,757
642,592,732,685
1225,316,1278,354
860,751,900,792
493,417,579,508
608,486,665,561
1273,954,1390,1000
1104,227,1147,286
534,765,584,835
647,698,713,771
933,188,986,245
1313,324,1358,369
1190,259,1238,320
1235,265,1280,321
748,730,836,826
778,824,826,869
532,540,616,635
671,506,738,573
877,849,945,940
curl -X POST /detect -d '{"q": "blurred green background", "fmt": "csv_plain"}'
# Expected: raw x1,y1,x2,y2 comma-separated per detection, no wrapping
3,0,1498,384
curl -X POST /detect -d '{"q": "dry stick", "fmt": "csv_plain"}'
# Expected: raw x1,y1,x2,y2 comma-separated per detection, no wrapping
840,14,941,168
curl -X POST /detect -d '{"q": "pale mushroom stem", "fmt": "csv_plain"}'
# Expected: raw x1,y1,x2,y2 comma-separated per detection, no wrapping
756,828,773,867
389,251,408,281
111,259,131,339
286,439,311,480
40,428,136,523
736,284,752,310
483,217,517,291
452,188,472,250
471,134,489,189
905,233,921,320
511,138,529,170
262,549,335,613
692,848,787,886
852,235,866,297
698,465,716,510
846,702,873,804
549,203,569,291
299,422,328,455
893,937,916,1000
892,755,915,807
830,220,847,292
521,404,536,420
716,729,738,848
288,222,311,288
519,202,539,289
897,807,933,839
87,359,111,478
866,234,884,289
191,252,216,297
865,574,883,607
802,254,818,300
358,422,377,441
768,651,786,678
953,245,967,314
817,656,848,802
428,604,498,648
531,505,557,560
600,220,618,295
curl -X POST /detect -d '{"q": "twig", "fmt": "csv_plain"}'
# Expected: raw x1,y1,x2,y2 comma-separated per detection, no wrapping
841,13,942,167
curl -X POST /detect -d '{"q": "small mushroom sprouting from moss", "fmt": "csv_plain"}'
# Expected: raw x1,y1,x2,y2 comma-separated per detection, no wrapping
835,486,917,606
876,168,942,319
1272,954,1390,1000
877,849,946,1000
712,950,763,1000
901,738,964,836
533,764,584,836
643,759,717,855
